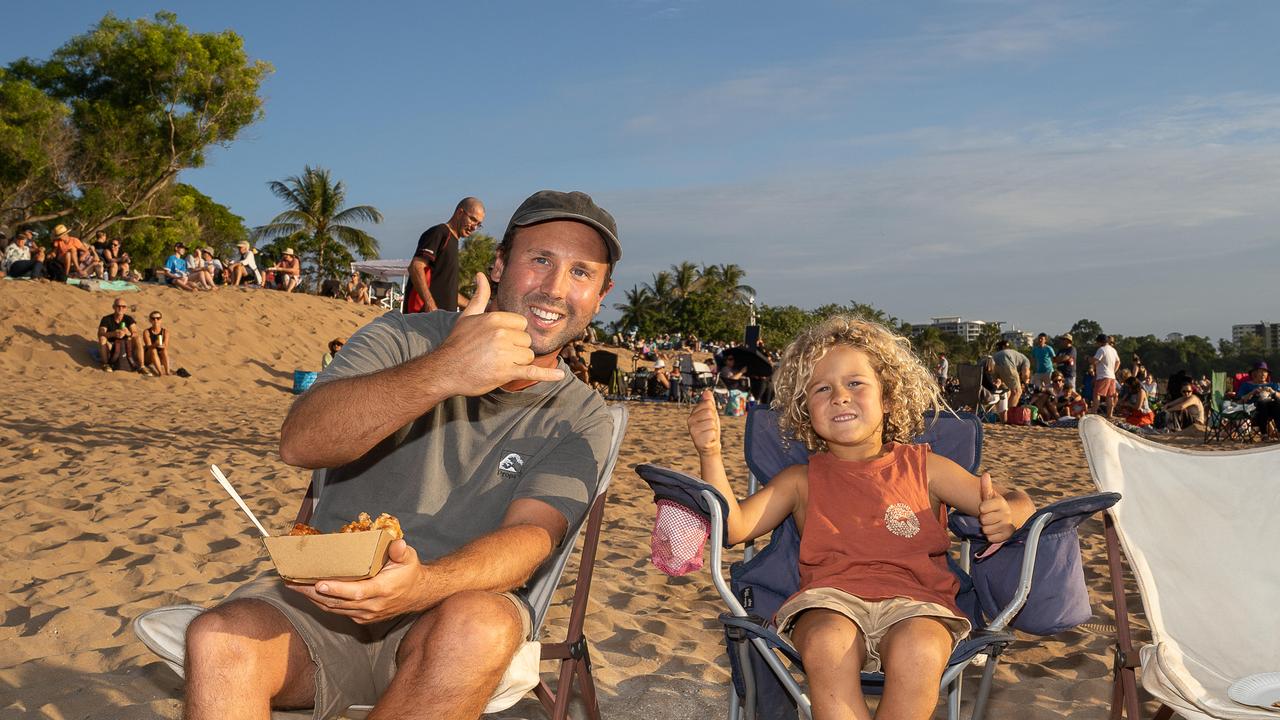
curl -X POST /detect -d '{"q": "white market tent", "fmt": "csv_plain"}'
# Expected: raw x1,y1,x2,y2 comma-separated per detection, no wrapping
350,259,411,311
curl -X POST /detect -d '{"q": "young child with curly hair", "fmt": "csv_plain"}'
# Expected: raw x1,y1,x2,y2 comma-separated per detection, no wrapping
688,316,1034,720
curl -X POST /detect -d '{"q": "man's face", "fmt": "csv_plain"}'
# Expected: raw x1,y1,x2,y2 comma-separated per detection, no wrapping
491,221,612,357
112,301,126,317
460,206,485,236
176,247,186,256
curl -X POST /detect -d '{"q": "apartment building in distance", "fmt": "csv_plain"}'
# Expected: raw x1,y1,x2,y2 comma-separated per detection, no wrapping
1232,322,1280,350
924,316,1003,342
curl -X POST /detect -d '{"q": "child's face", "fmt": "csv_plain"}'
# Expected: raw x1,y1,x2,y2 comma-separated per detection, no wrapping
804,345,886,457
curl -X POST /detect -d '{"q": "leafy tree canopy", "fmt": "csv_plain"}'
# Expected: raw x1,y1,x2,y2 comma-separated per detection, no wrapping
3,11,270,235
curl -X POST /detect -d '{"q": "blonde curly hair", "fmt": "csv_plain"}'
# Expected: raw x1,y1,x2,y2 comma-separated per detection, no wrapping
771,315,944,452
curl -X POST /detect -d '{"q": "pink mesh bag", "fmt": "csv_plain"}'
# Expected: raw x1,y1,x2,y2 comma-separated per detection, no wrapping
651,499,711,576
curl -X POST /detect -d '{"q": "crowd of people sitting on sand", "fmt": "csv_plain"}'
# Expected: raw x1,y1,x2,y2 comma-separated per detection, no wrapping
1,226,376,303
949,331,1278,439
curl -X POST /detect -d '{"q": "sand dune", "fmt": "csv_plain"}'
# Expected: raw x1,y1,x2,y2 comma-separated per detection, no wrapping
1,280,1178,719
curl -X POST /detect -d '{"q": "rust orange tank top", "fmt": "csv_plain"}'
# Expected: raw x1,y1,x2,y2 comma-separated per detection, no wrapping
794,443,961,615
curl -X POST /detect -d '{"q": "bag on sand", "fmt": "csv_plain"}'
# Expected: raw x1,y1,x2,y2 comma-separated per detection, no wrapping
1006,406,1032,426
724,389,749,417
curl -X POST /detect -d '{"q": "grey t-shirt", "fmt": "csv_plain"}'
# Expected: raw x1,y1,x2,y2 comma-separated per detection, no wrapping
307,311,613,568
992,349,1030,374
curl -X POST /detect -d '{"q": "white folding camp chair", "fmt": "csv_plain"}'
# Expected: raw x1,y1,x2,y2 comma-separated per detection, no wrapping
133,405,628,720
1080,416,1280,719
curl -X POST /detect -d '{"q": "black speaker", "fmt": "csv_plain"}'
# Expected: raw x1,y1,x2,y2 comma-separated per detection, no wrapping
744,325,760,348
587,351,618,386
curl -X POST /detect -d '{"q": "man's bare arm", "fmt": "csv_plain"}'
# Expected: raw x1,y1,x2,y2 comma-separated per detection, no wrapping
279,274,563,468
408,258,437,311
279,352,455,468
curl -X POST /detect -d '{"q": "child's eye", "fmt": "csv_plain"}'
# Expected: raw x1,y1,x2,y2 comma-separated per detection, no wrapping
813,385,830,394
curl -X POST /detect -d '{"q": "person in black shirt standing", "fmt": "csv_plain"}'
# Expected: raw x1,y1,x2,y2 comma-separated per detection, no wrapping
405,197,485,313
97,298,144,372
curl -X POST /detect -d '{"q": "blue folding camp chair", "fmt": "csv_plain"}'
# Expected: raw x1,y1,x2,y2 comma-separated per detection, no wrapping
637,407,1119,720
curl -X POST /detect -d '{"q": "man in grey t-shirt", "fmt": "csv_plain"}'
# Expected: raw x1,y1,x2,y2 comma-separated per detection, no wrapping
992,339,1031,420
185,191,622,719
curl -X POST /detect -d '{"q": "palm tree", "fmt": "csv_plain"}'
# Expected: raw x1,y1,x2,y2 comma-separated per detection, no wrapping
253,166,382,284
914,326,947,364
702,263,756,305
669,261,701,298
614,285,659,335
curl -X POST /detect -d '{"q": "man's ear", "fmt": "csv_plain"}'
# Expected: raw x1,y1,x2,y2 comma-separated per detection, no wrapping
593,279,614,314
490,255,506,283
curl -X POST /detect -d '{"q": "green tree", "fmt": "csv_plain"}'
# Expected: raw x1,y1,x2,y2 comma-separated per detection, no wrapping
971,323,1004,357
0,71,74,233
614,285,661,337
458,233,496,298
253,166,382,285
913,326,948,366
117,183,249,270
1070,319,1104,343
756,304,821,350
7,12,271,236
669,261,701,298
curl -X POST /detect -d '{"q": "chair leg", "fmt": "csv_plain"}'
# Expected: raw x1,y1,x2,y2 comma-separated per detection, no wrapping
575,650,601,720
1105,515,1144,720
969,646,1003,720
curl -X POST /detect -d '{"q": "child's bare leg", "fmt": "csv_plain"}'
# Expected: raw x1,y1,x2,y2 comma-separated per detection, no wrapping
791,609,873,720
875,617,953,720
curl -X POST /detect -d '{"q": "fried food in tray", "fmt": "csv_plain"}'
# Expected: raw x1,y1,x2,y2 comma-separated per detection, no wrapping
288,512,403,540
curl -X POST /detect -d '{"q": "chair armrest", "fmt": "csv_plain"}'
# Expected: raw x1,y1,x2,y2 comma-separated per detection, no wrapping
635,463,733,548
718,613,803,666
948,491,1121,546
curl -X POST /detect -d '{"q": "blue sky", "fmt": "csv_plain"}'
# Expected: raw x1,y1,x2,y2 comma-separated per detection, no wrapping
8,1,1280,340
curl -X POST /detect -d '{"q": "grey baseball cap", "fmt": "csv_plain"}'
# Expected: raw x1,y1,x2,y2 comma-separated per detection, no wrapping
505,190,621,263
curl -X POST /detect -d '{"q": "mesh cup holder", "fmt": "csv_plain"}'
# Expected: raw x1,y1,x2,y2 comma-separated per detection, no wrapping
651,499,711,576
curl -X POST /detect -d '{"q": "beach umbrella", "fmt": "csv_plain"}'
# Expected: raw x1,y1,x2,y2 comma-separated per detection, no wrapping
723,346,774,377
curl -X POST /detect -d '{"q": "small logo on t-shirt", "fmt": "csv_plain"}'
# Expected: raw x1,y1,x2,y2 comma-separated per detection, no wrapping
884,503,920,538
498,452,525,479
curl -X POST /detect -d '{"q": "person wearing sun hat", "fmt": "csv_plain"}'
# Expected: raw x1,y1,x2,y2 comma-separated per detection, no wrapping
49,223,102,280
1054,332,1078,391
1238,361,1280,439
267,246,301,292
200,247,224,285
228,240,260,286
184,189,621,719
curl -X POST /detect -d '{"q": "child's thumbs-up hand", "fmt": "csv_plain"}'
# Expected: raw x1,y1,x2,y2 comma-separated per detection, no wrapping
978,473,1015,543
688,390,722,456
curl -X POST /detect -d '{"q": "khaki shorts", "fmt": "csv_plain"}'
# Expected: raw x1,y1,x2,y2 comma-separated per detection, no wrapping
775,587,971,673
994,366,1023,405
221,574,533,720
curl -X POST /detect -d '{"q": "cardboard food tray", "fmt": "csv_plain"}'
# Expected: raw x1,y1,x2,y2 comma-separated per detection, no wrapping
262,530,395,584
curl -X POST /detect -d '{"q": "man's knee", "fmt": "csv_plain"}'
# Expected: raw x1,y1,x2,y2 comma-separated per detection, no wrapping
404,592,523,666
186,599,295,672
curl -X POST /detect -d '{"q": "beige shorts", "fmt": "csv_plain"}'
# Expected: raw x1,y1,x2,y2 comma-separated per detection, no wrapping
775,587,971,673
994,366,1023,404
221,574,532,719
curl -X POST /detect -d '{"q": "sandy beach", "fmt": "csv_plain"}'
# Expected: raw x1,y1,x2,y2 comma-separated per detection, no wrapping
0,281,1180,719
